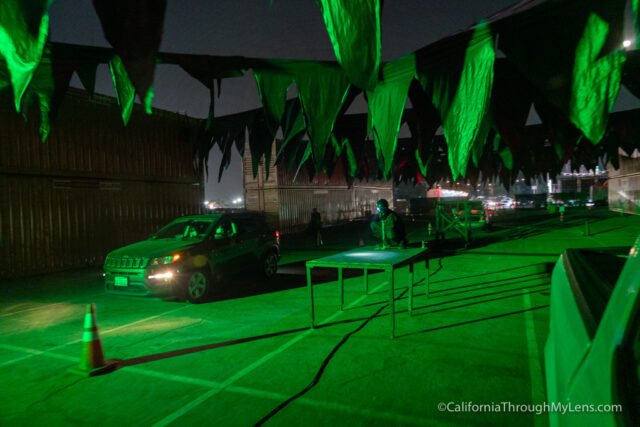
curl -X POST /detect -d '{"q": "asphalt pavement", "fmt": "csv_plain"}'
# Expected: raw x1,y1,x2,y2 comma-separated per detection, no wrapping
1,208,638,426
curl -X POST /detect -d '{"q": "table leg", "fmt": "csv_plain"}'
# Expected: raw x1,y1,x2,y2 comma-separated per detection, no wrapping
339,267,344,311
390,268,395,339
409,263,414,316
364,268,369,295
307,265,315,328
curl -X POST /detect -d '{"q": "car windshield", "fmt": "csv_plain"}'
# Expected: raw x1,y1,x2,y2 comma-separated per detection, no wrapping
151,219,216,240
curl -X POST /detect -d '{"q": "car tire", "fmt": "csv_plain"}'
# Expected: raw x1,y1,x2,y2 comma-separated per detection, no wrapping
185,270,212,303
262,250,278,280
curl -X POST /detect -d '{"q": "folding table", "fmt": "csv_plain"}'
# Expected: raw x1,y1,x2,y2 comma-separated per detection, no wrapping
306,247,429,338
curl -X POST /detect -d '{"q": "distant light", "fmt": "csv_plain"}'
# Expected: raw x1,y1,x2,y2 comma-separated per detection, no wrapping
438,189,469,198
623,40,632,48
204,200,210,205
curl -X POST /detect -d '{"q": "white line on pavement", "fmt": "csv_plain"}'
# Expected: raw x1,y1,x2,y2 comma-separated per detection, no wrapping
152,278,392,427
523,292,545,427
0,343,433,426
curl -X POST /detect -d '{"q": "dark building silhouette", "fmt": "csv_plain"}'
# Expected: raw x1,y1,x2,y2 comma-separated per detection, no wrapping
0,89,203,277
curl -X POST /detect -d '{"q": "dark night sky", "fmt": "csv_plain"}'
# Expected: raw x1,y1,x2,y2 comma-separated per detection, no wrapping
48,0,638,202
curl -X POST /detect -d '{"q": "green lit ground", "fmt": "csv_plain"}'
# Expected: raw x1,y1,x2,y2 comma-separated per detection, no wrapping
1,209,639,426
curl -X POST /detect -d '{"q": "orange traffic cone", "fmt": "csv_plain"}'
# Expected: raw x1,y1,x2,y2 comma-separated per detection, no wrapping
69,304,117,377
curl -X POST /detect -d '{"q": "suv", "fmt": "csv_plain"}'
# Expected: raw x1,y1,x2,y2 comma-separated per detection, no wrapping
103,211,280,303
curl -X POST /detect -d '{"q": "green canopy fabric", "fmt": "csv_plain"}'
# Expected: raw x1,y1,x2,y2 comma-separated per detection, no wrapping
0,0,51,111
248,110,274,179
406,82,442,179
199,107,248,180
0,61,11,92
19,43,102,141
414,149,428,177
494,134,513,171
276,98,307,166
2,0,638,185
251,71,301,180
162,53,249,134
367,54,416,179
426,21,495,180
331,134,357,177
108,55,136,125
570,13,626,144
48,42,113,94
293,142,313,182
290,61,351,171
633,0,639,37
470,115,492,169
253,69,293,136
489,60,535,176
93,0,166,114
4,42,116,141
497,0,626,145
21,45,53,140
316,0,381,91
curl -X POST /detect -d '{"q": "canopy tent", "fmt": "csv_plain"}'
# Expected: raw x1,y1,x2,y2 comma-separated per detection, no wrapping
0,0,638,185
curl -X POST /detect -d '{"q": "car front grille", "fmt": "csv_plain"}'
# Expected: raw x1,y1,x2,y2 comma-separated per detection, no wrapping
105,256,148,269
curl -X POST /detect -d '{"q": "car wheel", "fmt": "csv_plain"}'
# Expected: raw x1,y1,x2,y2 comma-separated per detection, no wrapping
185,270,211,303
262,250,278,279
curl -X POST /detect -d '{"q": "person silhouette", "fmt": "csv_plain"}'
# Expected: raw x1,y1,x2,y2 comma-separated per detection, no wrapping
370,199,407,248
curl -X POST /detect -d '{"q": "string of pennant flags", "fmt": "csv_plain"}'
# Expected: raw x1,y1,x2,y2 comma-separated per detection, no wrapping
1,0,639,185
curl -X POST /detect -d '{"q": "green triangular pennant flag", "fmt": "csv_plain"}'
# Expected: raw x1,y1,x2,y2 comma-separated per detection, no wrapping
367,54,416,179
632,0,639,45
433,21,495,180
290,62,351,171
108,55,135,125
254,69,293,136
316,0,381,91
0,0,51,111
570,13,626,144
21,45,54,141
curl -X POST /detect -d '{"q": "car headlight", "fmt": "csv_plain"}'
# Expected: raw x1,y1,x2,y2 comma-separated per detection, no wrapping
150,253,182,266
148,271,174,280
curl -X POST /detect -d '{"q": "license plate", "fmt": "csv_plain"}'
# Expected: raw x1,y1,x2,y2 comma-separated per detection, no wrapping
114,276,128,287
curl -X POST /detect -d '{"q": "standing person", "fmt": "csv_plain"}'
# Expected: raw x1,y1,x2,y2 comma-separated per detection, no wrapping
308,208,323,246
370,199,407,248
